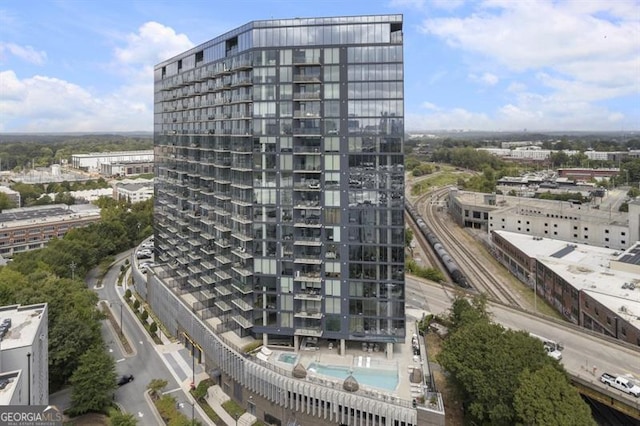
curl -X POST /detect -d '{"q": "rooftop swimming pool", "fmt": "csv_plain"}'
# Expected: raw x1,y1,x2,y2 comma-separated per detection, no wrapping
278,353,298,365
307,362,398,391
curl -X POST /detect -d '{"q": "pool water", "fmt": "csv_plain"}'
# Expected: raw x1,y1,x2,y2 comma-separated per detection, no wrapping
278,353,298,364
307,363,398,391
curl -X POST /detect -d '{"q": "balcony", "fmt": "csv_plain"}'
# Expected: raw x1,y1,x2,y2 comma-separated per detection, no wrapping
232,315,253,329
294,292,323,301
294,257,322,265
294,272,321,283
231,298,253,312
294,310,323,320
294,327,323,337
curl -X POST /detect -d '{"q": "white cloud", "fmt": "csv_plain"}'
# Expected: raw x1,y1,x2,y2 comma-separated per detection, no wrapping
0,70,151,132
0,42,47,65
407,104,493,131
421,0,639,99
114,21,193,66
469,72,499,86
407,96,630,132
0,22,194,132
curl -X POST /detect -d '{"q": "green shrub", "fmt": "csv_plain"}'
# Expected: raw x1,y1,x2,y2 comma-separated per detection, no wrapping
141,310,148,321
149,322,157,335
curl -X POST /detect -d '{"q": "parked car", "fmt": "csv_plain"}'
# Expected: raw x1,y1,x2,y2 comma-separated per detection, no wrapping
117,374,134,386
136,250,152,259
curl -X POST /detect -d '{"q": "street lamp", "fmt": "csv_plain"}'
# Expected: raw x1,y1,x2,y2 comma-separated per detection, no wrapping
26,352,31,405
69,262,77,280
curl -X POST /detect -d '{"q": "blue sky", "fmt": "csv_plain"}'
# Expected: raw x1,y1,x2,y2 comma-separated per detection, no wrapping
1,0,638,133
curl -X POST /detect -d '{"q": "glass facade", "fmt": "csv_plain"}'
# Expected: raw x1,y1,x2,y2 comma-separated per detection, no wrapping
153,15,405,344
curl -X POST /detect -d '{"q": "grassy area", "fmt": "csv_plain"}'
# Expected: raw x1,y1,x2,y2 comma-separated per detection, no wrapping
221,400,245,420
411,171,471,196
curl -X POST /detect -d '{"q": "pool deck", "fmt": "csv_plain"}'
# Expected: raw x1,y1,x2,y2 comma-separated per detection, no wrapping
259,318,429,403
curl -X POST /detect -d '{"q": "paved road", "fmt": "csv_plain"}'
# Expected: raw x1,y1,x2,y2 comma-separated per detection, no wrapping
52,248,210,424
406,276,640,404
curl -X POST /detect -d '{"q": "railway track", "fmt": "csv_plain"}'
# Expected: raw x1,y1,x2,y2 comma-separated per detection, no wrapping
410,187,525,309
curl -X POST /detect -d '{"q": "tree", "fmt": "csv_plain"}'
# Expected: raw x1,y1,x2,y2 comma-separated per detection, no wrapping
69,345,117,416
141,310,149,321
405,228,414,247
0,192,16,212
109,409,138,426
133,300,140,310
147,378,168,400
447,294,489,332
514,365,596,426
149,322,158,335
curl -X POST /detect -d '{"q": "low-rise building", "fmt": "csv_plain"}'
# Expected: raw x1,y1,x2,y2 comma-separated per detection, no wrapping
0,303,49,406
100,161,154,177
449,189,639,250
0,186,21,207
0,204,101,256
491,231,640,346
72,150,153,172
114,181,154,204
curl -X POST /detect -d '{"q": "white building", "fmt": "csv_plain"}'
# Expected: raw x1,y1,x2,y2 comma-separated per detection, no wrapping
449,189,640,250
71,150,154,172
114,181,154,203
0,303,49,406
0,186,21,207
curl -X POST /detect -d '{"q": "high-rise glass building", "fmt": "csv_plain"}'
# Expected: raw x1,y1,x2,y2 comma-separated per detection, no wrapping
153,14,405,352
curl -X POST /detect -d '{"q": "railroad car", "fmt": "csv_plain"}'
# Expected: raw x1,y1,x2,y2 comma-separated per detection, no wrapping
405,203,470,288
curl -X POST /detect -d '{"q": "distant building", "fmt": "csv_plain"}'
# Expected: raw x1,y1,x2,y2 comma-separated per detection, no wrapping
71,150,154,172
0,204,101,256
0,303,49,406
449,189,639,250
114,181,154,203
0,186,21,207
557,168,619,180
491,231,640,346
100,161,154,177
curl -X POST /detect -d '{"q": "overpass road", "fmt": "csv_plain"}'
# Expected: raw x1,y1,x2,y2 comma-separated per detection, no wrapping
407,276,640,413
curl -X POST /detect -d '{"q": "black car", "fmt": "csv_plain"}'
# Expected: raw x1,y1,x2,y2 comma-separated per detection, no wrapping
117,374,134,386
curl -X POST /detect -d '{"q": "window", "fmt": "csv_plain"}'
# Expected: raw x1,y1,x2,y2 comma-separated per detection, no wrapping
326,279,340,296
324,155,340,170
605,229,609,234
325,191,340,207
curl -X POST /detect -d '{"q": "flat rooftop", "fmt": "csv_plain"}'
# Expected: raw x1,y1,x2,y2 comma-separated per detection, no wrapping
453,190,628,226
0,204,101,228
0,371,21,406
494,230,640,330
0,304,47,350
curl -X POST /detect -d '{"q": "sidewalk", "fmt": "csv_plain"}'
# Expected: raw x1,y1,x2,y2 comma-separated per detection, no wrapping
121,259,254,425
